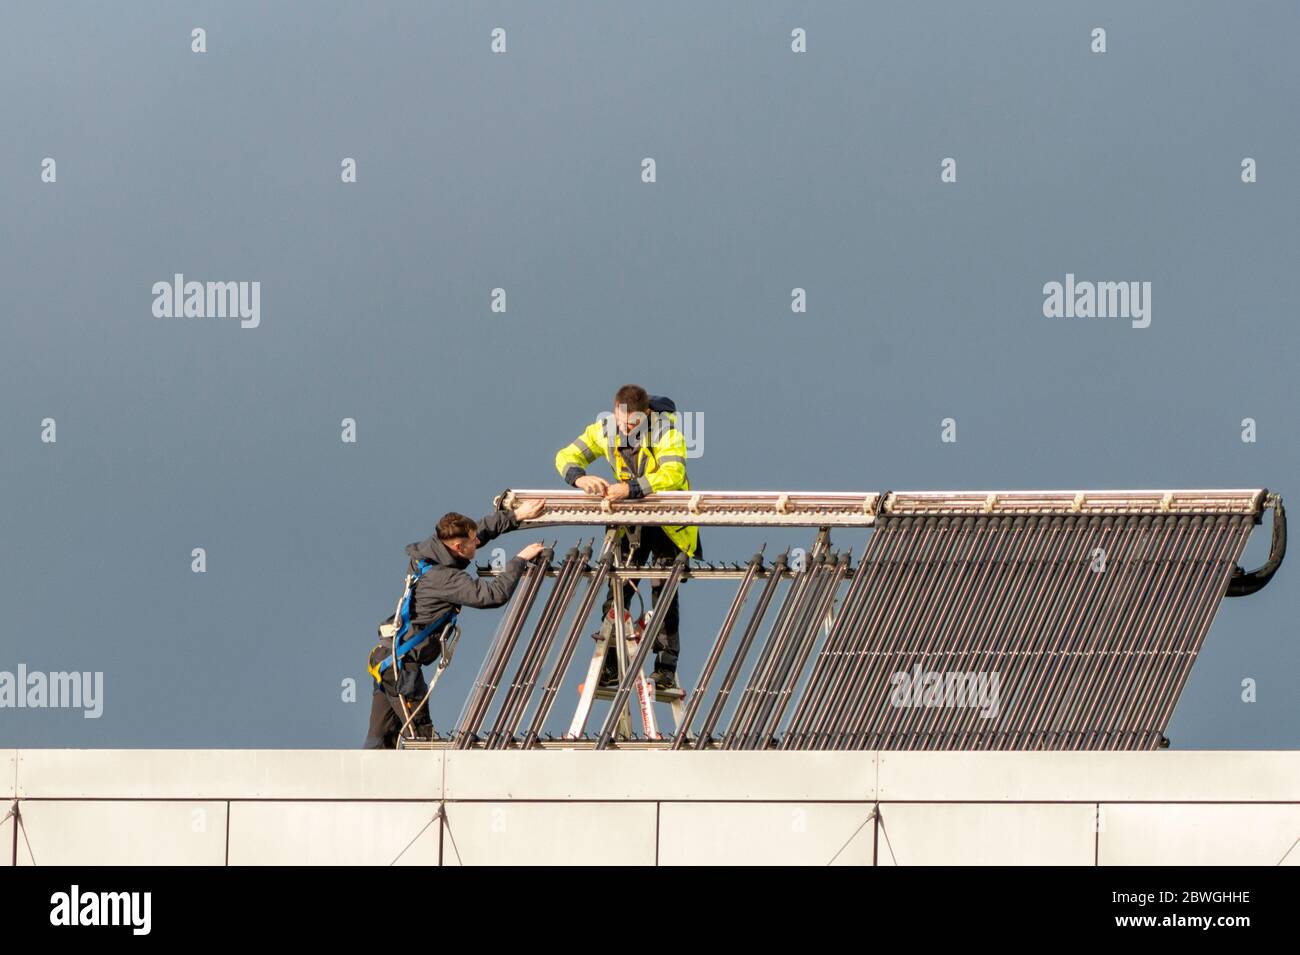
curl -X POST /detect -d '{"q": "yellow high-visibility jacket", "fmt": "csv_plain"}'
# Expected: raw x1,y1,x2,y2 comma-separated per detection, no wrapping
555,410,698,556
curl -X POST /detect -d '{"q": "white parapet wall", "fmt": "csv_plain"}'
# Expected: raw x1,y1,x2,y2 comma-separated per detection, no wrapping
5,749,1300,866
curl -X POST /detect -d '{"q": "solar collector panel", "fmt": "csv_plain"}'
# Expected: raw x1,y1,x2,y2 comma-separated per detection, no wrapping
775,512,1255,751
441,489,1276,750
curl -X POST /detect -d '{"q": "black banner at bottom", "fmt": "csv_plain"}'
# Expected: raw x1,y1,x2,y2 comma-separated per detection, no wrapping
0,865,1293,940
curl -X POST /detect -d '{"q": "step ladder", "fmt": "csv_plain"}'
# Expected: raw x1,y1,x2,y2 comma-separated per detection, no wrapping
566,534,685,741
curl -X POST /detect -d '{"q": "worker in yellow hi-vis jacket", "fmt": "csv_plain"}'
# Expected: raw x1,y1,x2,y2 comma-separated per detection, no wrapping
555,384,699,689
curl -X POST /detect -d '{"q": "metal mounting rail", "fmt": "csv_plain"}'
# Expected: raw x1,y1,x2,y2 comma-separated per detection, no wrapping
882,489,1267,518
497,489,882,527
495,488,1268,528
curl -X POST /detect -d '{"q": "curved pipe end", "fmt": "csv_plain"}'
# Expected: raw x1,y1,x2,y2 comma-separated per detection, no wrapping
1226,494,1285,597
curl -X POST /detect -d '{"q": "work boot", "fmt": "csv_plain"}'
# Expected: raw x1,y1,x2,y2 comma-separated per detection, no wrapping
597,644,619,687
650,669,677,691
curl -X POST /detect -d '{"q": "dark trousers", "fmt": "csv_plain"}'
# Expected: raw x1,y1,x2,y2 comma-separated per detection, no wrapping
600,526,690,673
362,641,436,749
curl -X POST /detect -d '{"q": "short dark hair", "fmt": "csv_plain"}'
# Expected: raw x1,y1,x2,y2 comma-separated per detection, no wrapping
614,384,649,413
436,512,478,541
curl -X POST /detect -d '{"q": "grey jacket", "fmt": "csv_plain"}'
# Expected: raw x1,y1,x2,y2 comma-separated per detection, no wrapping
401,510,530,661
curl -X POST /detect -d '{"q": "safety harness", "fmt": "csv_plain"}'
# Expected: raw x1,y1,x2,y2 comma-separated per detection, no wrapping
368,560,459,685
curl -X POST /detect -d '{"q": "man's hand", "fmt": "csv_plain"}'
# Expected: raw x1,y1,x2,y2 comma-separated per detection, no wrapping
516,542,545,561
575,475,609,496
604,482,631,503
514,499,545,521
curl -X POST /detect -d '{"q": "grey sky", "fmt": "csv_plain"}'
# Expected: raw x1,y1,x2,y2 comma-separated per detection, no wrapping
2,2,1296,748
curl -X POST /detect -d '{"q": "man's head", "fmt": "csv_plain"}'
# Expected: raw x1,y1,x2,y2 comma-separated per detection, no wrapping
436,512,479,560
613,384,650,437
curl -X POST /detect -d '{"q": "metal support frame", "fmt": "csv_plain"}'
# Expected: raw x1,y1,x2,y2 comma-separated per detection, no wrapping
566,529,630,739
689,551,790,749
595,551,689,749
751,551,850,749
396,489,1280,752
521,535,616,749
723,551,829,750
671,548,765,750
485,543,590,749
452,549,552,749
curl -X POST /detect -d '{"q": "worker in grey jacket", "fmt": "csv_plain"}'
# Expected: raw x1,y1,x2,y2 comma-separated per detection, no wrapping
364,501,544,749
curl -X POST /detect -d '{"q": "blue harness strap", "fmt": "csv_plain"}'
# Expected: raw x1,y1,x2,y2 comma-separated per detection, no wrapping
372,560,459,680
381,609,457,675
